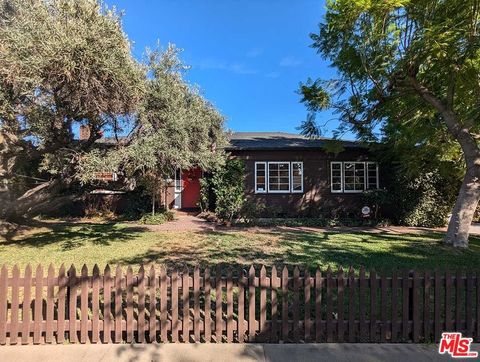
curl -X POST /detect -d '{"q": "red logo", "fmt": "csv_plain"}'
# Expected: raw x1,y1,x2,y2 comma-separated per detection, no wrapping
439,332,478,358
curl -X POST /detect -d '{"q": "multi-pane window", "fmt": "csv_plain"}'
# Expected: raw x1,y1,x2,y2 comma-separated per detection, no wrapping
255,162,267,193
344,162,365,192
254,161,304,194
331,161,379,193
268,162,290,192
366,162,379,190
291,162,303,193
331,162,343,192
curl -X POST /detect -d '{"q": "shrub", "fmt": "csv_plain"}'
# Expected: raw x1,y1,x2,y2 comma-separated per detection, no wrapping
211,158,245,222
362,189,389,220
138,210,175,225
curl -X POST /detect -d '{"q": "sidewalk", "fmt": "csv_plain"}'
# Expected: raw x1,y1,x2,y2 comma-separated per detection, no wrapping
2,343,478,362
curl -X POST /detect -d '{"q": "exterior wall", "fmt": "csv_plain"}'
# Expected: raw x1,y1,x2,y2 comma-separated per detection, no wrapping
230,148,376,217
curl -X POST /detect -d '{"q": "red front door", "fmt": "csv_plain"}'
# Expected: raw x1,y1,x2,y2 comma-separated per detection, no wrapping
181,168,202,209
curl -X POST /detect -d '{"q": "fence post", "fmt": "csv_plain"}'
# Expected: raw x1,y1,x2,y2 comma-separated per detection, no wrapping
337,267,344,343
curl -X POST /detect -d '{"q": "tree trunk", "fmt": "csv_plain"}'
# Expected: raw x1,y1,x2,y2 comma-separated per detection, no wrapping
445,164,480,247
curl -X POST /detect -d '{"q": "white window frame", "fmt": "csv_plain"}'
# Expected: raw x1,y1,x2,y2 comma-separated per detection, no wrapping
267,161,291,194
366,162,379,190
291,162,304,193
343,161,366,194
254,162,267,194
331,161,379,193
330,162,343,193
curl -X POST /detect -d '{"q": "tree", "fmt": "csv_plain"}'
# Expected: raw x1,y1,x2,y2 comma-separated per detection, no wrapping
76,45,227,214
0,0,144,217
300,0,480,247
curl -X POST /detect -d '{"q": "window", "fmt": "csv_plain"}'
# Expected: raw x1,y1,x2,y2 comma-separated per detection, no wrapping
344,162,365,192
331,162,343,193
331,161,379,193
254,161,304,194
268,162,290,193
291,162,303,193
366,162,379,190
255,162,267,193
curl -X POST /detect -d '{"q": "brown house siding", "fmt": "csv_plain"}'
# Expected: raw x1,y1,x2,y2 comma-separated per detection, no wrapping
229,148,375,217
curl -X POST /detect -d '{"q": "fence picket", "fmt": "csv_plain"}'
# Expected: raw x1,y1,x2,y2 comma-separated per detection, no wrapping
171,269,179,343
68,265,77,344
359,266,366,342
149,266,157,343
434,270,441,342
182,267,189,343
193,266,200,343
259,266,267,341
369,269,377,342
445,269,452,331
216,266,222,343
114,266,122,343
326,267,333,343
293,266,300,342
282,266,289,342
80,265,88,344
160,265,168,343
402,269,409,341
33,265,44,344
304,269,311,342
455,270,462,332
126,266,134,343
271,267,278,343
380,272,387,343
204,268,211,342
315,268,322,342
227,269,234,342
138,265,146,343
22,265,32,344
391,269,398,343
0,265,7,345
337,267,344,343
412,270,419,343
103,265,112,343
92,265,100,344
10,265,20,344
348,267,355,343
423,270,431,342
237,267,245,343
248,266,255,342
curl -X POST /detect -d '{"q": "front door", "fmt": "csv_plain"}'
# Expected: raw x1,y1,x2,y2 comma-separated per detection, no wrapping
181,168,202,209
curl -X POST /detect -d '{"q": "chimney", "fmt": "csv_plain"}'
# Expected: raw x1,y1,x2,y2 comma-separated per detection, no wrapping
79,125,91,140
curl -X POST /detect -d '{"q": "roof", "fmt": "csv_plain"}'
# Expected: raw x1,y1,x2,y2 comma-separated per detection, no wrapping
227,132,364,151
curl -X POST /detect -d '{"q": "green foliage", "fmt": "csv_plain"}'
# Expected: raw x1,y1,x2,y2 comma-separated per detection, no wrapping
362,189,390,220
211,158,245,222
77,45,227,213
138,210,175,225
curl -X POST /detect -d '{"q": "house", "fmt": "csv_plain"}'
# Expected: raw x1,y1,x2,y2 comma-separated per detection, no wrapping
81,127,380,217
164,132,380,217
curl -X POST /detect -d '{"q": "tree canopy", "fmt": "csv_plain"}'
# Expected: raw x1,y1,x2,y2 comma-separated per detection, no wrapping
300,0,480,247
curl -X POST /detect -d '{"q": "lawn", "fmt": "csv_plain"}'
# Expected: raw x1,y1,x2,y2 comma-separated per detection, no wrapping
1,220,479,272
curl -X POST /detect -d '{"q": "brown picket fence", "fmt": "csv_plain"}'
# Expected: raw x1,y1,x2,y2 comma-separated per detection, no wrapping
0,264,479,345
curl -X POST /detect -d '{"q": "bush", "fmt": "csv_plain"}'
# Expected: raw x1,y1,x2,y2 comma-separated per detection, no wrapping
138,210,175,225
362,189,389,220
211,159,245,222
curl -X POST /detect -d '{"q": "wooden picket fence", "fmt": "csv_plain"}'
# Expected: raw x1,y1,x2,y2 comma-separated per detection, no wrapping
0,264,479,345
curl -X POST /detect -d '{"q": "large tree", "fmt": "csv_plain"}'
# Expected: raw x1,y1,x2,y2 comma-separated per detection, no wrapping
0,0,144,217
76,45,227,213
300,0,480,247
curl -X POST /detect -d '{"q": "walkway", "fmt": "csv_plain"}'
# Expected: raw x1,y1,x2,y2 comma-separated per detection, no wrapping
2,343,477,362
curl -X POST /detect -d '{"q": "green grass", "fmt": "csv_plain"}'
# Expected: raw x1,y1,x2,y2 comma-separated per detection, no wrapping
1,221,479,272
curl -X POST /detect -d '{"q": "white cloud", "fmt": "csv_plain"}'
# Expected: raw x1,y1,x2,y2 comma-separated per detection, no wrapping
279,55,303,67
195,58,257,75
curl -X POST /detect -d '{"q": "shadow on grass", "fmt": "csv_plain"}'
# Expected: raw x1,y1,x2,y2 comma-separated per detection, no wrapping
109,227,480,271
1,221,149,251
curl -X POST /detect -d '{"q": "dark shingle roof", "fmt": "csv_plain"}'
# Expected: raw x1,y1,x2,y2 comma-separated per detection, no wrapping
227,132,363,150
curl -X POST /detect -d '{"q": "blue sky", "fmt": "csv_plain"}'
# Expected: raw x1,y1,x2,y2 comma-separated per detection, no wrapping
106,0,343,137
